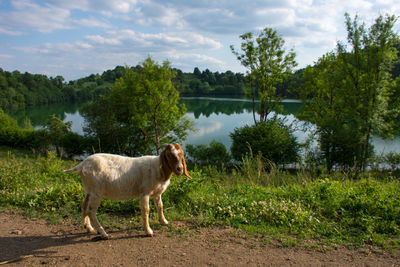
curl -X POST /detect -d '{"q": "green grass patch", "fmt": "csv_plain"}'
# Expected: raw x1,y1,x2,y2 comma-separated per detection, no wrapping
1,146,400,249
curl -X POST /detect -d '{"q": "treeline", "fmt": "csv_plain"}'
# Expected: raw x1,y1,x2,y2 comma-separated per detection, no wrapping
175,67,247,96
0,69,66,110
0,65,302,111
2,52,399,111
0,66,126,110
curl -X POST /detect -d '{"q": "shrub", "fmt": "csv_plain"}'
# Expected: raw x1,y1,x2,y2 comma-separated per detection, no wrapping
230,119,299,165
61,132,93,156
0,108,94,157
0,108,19,129
384,152,400,171
186,140,231,166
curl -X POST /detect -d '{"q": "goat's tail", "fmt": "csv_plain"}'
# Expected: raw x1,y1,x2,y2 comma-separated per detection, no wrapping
63,162,83,173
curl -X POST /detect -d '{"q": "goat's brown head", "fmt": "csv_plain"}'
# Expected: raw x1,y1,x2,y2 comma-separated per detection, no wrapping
160,144,191,180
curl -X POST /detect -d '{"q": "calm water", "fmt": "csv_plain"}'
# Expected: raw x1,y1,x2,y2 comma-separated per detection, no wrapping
7,97,400,154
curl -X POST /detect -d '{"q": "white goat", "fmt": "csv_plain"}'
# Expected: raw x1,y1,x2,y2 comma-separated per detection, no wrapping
64,144,191,239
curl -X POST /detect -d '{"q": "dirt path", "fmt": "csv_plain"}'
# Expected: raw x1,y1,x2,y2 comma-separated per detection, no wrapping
0,212,399,266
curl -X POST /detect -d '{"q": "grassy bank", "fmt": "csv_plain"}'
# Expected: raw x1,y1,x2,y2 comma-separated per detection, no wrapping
0,147,399,249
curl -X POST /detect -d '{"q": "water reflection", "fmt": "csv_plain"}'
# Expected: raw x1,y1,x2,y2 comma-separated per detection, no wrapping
181,97,254,118
7,102,82,127
181,97,303,118
5,98,400,154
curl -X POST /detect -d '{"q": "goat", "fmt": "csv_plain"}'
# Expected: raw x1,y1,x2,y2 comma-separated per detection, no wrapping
63,144,191,239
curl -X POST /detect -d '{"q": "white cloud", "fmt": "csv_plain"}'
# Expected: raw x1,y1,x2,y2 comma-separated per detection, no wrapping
132,2,186,28
85,35,121,45
75,41,93,49
1,0,400,80
42,0,138,14
163,52,227,71
0,54,14,59
84,30,223,51
0,26,23,36
0,0,114,33
73,17,111,28
4,0,72,33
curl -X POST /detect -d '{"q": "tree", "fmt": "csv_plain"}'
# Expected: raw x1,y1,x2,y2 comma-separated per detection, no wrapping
45,114,72,157
81,96,140,155
83,57,192,155
231,28,297,124
340,13,400,171
298,14,400,172
299,53,368,171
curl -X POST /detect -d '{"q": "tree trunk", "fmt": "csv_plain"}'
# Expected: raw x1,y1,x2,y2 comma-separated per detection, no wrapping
260,101,265,122
252,94,257,125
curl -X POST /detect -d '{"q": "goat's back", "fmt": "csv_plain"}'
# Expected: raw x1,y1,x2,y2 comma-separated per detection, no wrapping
75,153,162,200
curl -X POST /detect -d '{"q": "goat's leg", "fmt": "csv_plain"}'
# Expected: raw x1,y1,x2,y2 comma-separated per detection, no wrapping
87,196,109,239
140,195,153,236
154,195,168,225
82,193,96,234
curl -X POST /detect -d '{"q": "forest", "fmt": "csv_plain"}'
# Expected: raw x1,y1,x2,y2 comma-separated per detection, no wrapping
0,64,303,111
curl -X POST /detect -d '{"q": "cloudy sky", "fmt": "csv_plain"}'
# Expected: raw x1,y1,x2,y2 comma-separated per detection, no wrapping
0,0,399,81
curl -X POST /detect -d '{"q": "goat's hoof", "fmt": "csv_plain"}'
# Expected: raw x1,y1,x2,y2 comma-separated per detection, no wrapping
160,220,169,226
145,229,153,237
100,234,109,240
87,228,97,234
91,235,108,242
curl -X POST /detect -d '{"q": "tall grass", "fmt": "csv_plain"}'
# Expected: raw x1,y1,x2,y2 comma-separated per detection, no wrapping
1,146,399,248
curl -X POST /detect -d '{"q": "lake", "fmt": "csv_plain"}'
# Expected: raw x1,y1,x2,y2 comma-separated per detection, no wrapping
7,97,400,154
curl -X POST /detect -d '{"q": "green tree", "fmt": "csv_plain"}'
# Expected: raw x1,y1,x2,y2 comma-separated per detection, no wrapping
231,28,297,124
298,14,400,172
83,57,192,155
81,96,140,155
45,114,72,157
299,52,370,171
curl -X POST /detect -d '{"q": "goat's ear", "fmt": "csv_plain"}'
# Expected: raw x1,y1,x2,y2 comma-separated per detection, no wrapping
160,144,167,152
160,144,173,152
160,149,171,180
182,156,192,179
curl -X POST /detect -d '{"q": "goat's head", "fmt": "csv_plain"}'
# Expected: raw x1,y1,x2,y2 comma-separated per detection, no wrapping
160,144,191,179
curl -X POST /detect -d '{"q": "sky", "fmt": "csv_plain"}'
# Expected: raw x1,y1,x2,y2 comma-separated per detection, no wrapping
0,0,399,81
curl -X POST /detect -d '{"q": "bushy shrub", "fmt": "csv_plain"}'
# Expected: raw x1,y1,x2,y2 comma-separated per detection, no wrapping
384,152,400,171
0,108,19,129
0,108,92,156
0,110,51,152
186,140,231,166
20,129,51,152
230,119,299,165
61,132,93,156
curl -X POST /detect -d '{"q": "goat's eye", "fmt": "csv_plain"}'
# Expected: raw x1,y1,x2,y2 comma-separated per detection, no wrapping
174,155,180,162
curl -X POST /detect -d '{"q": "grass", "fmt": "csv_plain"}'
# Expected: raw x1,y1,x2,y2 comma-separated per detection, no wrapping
1,146,400,249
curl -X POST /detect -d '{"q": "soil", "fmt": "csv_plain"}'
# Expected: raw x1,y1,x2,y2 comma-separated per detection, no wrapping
0,211,399,266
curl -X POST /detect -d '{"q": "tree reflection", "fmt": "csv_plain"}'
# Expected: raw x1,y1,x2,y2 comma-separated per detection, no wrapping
181,97,302,119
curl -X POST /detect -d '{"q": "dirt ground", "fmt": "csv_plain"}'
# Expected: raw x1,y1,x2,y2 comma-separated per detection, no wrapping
0,211,399,266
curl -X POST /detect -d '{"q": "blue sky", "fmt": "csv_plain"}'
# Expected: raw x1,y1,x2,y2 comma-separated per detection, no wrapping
0,0,399,81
